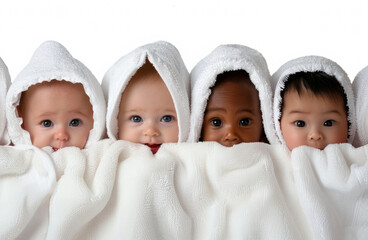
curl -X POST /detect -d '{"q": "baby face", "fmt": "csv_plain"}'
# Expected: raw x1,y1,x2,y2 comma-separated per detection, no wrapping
201,77,264,147
280,89,348,150
18,81,94,151
118,66,178,154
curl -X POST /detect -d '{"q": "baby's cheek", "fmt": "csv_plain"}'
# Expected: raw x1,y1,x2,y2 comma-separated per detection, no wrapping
164,126,179,143
282,129,300,150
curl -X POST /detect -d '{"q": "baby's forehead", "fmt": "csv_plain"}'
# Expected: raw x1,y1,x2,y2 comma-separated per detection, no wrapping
211,72,258,97
122,61,174,99
284,86,345,103
132,61,161,80
20,80,91,109
25,80,84,94
282,88,347,114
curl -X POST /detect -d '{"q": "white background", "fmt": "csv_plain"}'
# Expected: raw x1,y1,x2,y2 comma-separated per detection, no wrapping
0,0,367,83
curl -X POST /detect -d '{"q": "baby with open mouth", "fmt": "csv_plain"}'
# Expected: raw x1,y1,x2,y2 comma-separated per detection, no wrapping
102,41,190,154
117,61,179,154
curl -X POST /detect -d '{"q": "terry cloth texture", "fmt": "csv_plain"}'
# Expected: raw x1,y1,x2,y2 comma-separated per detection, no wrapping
2,140,367,239
101,41,190,142
6,40,106,147
271,55,355,145
0,145,56,239
353,65,368,147
0,57,11,145
291,143,368,239
188,44,277,143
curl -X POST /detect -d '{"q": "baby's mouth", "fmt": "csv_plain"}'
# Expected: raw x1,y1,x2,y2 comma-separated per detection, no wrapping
145,143,162,154
52,145,65,152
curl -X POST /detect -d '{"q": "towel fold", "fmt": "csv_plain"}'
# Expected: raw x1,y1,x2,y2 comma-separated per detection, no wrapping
6,40,106,147
272,56,355,145
101,41,190,142
189,44,277,143
43,141,307,239
0,145,55,239
292,143,368,239
2,140,368,239
353,65,368,146
0,57,11,145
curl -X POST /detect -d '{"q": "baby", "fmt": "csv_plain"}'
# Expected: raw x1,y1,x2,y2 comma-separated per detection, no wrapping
6,41,106,150
189,44,277,146
201,70,265,146
102,41,190,154
17,80,93,150
273,56,355,151
117,62,178,153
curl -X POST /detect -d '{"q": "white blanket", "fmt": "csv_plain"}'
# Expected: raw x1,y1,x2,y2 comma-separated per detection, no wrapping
292,143,368,239
1,141,367,239
0,145,55,239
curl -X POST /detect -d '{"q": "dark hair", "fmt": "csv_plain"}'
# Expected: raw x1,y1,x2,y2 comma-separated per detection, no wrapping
280,71,349,115
279,71,350,136
216,70,250,83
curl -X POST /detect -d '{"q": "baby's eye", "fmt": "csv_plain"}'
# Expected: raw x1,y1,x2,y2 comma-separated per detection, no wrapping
294,120,306,127
70,119,82,127
240,118,252,126
41,120,53,127
210,119,222,127
130,115,142,123
161,115,174,122
324,120,334,127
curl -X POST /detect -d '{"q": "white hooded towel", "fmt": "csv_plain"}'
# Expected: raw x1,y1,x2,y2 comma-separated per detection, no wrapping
6,40,106,147
353,65,368,146
189,44,277,144
0,57,11,145
101,41,190,142
272,55,355,145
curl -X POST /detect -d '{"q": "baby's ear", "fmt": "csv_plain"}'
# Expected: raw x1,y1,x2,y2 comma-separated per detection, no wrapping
16,105,23,118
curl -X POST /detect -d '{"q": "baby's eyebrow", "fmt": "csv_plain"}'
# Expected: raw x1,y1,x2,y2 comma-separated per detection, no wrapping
70,110,91,118
236,109,254,114
287,110,307,114
206,107,226,113
37,112,57,118
161,109,177,114
121,109,142,113
287,109,344,115
322,109,345,115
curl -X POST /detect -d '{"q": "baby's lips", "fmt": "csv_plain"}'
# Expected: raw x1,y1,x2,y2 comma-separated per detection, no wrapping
145,143,162,154
52,144,66,152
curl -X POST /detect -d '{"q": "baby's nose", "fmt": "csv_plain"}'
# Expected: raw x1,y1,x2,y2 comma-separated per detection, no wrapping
308,128,323,141
55,127,69,141
223,126,240,145
143,124,160,137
